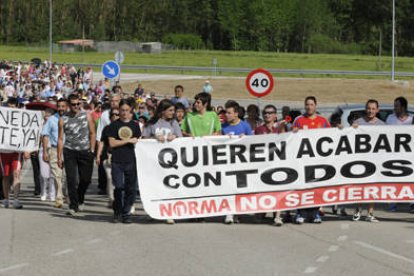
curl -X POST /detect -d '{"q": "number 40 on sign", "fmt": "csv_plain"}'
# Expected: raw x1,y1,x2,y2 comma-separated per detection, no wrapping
245,68,274,98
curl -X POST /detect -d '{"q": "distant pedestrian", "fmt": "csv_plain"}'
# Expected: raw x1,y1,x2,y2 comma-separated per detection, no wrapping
202,80,213,94
170,85,190,110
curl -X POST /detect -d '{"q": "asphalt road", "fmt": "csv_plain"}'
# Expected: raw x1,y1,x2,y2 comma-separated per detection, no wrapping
1,163,414,276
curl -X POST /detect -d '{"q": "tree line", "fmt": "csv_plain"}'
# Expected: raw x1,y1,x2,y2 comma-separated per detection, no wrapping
1,0,413,56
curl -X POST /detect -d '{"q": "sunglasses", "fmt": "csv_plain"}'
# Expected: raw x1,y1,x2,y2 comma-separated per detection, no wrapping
70,103,81,107
263,111,275,115
110,113,119,117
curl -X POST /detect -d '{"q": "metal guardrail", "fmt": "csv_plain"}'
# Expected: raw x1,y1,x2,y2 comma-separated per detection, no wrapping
70,63,414,77
6,60,414,77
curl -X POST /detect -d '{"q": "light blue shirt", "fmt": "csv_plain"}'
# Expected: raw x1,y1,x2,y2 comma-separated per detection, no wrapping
40,89,55,99
41,113,60,147
170,96,190,109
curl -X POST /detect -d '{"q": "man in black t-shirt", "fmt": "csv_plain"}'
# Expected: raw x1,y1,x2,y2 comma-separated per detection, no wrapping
108,100,141,223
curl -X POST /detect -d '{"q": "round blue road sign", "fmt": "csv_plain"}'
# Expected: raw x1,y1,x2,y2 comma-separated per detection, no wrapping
102,60,120,79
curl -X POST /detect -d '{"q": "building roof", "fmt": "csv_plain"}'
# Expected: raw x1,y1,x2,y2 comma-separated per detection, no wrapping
57,39,94,47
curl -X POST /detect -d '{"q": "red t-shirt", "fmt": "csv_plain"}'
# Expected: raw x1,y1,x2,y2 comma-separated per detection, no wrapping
293,114,330,129
255,123,281,134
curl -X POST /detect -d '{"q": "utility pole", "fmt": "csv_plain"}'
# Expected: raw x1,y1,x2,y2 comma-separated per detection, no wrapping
378,29,382,70
391,0,395,81
49,0,53,65
82,24,85,63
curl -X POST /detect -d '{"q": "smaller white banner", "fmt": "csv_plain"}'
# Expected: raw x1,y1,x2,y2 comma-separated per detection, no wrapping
0,107,43,152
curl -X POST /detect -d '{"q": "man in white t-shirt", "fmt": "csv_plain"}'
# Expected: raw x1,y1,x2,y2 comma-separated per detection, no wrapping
386,96,413,125
386,97,414,213
352,99,384,222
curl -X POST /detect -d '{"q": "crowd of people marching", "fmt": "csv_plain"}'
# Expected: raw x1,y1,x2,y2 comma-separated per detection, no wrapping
0,60,413,225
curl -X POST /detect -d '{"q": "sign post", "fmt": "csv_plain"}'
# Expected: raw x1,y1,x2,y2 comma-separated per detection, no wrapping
115,51,125,82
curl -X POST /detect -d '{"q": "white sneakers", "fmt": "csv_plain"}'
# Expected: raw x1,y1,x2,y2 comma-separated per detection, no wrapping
274,217,283,227
130,205,136,215
353,210,379,222
225,215,234,224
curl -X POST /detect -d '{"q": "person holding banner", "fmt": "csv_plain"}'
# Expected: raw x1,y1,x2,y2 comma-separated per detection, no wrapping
0,170,3,200
255,104,286,226
292,96,330,224
57,94,96,216
143,99,183,224
0,151,28,209
221,100,253,224
351,99,385,222
108,99,141,224
181,92,221,222
0,98,30,209
385,97,414,213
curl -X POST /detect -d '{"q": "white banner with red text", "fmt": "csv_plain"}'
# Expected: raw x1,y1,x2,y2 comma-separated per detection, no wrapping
136,126,414,219
0,107,43,153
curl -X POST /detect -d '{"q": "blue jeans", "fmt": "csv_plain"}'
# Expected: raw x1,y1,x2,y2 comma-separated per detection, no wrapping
111,162,137,218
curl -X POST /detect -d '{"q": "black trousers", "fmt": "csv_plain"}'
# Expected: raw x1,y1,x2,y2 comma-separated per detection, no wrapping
63,148,94,211
30,152,41,195
97,162,107,192
0,170,3,200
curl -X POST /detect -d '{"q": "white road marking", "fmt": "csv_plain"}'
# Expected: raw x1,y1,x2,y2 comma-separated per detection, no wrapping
86,238,102,245
328,245,339,252
354,241,414,265
340,223,350,230
0,263,29,274
303,266,318,274
337,235,348,242
316,256,330,263
52,248,74,256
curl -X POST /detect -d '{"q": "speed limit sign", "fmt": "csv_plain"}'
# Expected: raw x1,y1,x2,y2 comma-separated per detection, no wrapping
245,68,274,98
